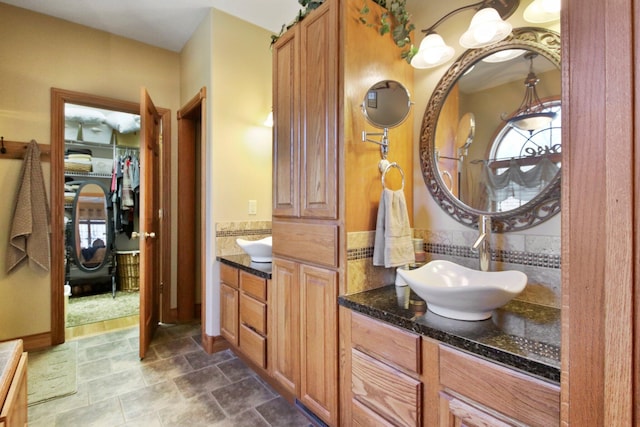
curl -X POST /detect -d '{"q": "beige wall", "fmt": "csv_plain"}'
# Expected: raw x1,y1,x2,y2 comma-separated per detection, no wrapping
211,10,273,223
408,0,561,236
181,9,273,337
0,3,181,341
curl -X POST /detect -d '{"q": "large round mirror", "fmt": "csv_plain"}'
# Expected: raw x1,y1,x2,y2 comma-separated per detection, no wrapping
420,27,561,232
71,181,112,271
362,80,412,128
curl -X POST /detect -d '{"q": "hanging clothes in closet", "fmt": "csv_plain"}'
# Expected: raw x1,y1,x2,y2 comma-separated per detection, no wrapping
111,150,140,239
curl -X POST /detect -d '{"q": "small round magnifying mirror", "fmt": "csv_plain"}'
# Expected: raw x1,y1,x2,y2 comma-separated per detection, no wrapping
362,80,412,129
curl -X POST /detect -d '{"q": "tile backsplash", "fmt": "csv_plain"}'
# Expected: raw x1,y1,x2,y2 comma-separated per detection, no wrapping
215,221,271,257
347,228,561,308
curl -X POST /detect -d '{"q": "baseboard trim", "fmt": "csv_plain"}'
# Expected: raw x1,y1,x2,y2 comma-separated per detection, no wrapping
18,332,51,352
201,332,229,354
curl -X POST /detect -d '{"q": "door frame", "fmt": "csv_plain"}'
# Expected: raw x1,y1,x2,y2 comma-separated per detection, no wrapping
176,87,206,323
50,88,172,345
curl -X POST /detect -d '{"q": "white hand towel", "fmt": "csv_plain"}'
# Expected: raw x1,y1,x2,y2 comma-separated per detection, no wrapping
6,140,51,273
373,188,415,268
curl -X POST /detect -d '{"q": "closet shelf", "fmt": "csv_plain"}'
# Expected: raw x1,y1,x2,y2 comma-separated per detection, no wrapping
65,171,111,179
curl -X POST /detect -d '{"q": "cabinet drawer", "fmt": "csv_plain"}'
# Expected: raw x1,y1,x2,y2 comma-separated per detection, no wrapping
439,345,560,427
240,293,267,335
239,324,267,369
220,263,239,288
352,399,394,427
351,311,421,375
240,271,267,301
352,348,421,427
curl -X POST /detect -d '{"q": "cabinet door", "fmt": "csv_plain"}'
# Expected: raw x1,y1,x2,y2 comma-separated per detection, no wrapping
270,257,300,396
439,392,513,427
220,283,238,346
272,26,300,217
299,263,338,426
298,0,338,219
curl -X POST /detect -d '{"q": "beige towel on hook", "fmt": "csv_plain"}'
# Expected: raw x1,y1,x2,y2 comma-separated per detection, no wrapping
6,140,51,273
373,188,415,268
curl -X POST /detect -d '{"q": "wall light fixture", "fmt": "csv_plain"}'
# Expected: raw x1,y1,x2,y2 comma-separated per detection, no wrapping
411,0,519,69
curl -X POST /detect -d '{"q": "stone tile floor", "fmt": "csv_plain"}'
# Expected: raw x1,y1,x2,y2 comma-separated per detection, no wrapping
28,323,312,426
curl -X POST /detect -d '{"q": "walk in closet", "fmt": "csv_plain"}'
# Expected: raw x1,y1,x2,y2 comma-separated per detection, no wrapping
63,103,142,328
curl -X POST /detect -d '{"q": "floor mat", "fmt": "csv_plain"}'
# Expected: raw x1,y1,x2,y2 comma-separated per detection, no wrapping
67,291,139,327
27,341,77,406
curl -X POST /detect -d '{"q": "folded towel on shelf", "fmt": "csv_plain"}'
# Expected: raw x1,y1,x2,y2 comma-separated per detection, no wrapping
66,153,93,161
6,140,51,273
373,188,415,268
64,158,92,164
65,147,93,156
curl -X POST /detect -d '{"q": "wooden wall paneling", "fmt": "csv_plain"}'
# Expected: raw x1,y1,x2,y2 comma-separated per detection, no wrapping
562,0,636,425
342,0,414,232
602,0,634,423
635,1,640,423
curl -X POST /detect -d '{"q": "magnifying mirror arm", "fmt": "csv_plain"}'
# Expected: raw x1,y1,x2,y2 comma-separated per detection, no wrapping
362,128,390,159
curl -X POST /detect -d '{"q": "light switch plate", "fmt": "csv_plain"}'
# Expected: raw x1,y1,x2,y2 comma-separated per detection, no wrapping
248,200,257,215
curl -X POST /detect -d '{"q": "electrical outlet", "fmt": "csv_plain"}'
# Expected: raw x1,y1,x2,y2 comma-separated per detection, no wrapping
248,200,257,215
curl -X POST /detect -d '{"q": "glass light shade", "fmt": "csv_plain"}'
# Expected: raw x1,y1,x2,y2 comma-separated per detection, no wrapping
508,111,556,132
411,33,455,69
459,8,512,48
264,111,273,127
482,49,526,63
523,0,561,23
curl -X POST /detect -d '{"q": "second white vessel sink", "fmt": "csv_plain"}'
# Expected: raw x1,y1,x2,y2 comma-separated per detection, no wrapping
396,260,527,321
236,236,272,263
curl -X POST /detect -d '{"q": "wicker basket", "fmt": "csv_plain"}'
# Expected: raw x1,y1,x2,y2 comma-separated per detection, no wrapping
116,251,140,291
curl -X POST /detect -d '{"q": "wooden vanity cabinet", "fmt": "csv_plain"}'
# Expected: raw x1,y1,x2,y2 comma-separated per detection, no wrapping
341,307,431,427
272,0,415,423
0,340,28,427
238,271,268,369
340,307,561,427
438,345,560,427
219,264,270,370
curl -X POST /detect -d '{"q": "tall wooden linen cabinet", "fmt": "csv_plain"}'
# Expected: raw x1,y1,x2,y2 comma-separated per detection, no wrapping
271,0,413,425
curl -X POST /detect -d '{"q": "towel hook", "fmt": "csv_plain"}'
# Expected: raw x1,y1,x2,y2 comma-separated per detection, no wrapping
0,136,5,154
381,162,405,191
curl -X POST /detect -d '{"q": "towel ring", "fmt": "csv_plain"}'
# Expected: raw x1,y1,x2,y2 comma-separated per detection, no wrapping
440,170,453,192
381,162,405,191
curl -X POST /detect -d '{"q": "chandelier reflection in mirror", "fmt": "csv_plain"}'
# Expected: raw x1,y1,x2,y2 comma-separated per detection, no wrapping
486,99,561,212
504,52,557,132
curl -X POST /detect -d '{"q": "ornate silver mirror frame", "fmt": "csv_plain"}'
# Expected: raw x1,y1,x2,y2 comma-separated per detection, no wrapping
420,27,561,232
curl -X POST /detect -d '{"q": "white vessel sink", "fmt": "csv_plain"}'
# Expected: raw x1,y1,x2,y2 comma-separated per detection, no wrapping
396,260,527,321
236,236,272,263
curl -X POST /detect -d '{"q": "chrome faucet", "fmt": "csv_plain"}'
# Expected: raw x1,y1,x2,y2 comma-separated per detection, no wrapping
472,215,491,272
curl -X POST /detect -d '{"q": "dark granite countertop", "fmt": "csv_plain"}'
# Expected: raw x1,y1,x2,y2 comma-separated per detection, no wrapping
217,254,272,279
339,285,561,384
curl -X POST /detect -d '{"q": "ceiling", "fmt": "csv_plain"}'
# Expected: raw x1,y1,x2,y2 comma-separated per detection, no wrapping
0,0,302,52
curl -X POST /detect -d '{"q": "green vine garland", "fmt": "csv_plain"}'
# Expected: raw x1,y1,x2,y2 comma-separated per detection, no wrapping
270,0,417,63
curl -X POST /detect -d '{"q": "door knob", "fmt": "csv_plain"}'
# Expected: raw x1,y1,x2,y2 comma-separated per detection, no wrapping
131,231,156,239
